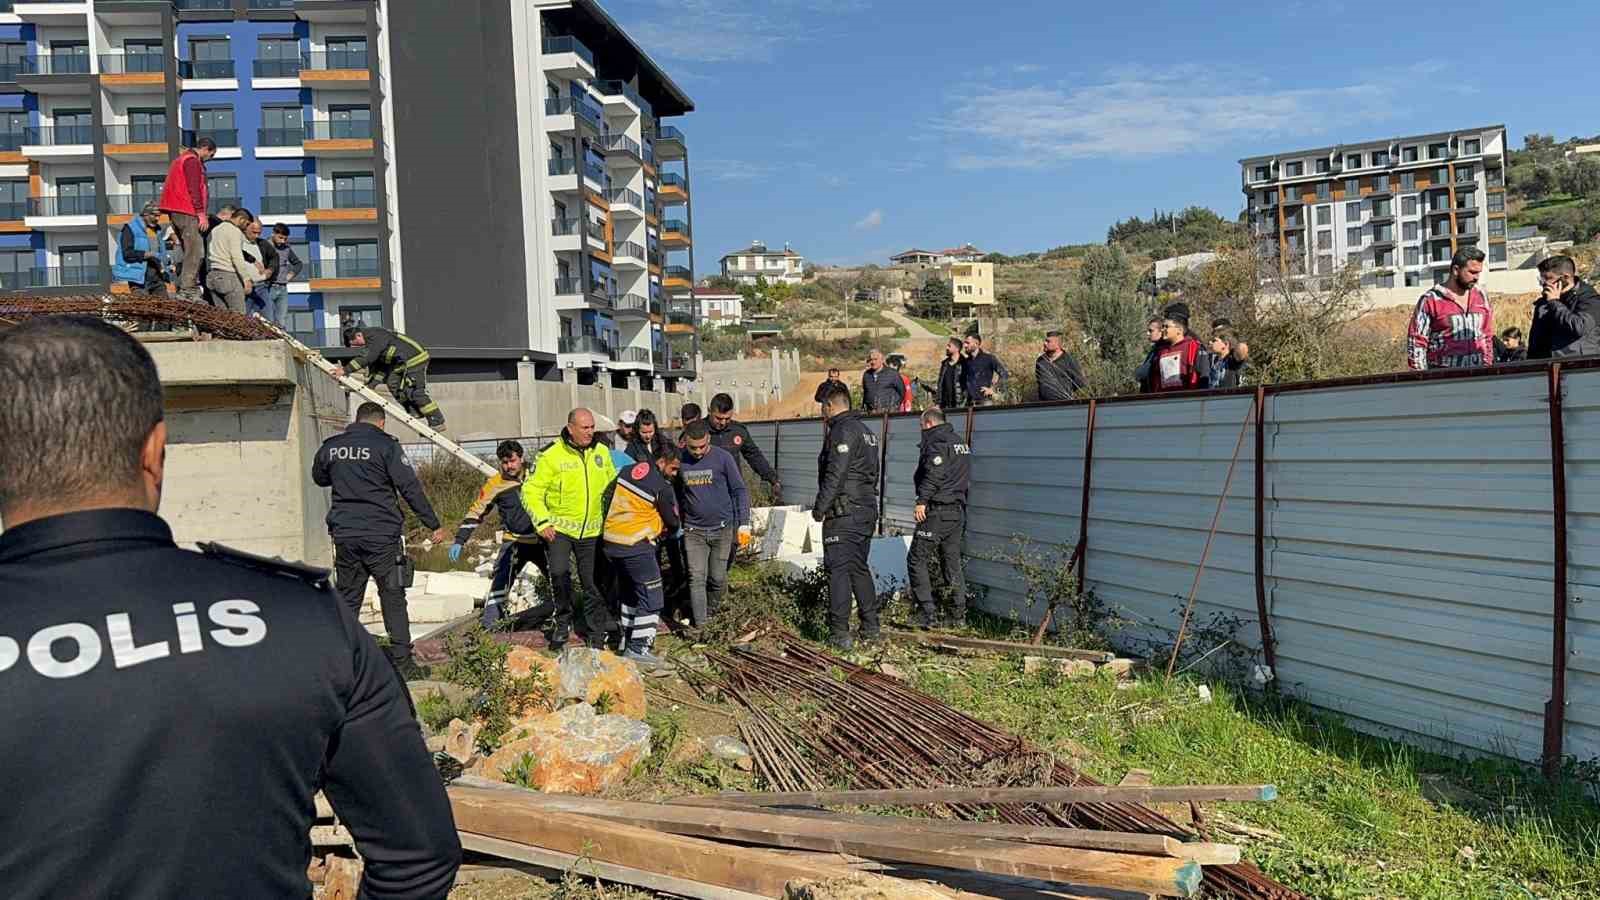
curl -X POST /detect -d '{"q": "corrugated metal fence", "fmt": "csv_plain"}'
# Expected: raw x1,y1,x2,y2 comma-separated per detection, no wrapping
738,361,1595,770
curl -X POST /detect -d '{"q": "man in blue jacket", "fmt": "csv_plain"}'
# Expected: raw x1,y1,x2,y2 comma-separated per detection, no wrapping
675,419,750,626
113,202,168,294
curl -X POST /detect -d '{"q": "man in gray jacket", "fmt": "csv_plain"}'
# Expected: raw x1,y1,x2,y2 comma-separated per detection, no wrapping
204,207,257,314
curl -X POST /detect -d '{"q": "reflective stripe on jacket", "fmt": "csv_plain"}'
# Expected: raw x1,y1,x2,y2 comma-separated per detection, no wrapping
522,430,616,539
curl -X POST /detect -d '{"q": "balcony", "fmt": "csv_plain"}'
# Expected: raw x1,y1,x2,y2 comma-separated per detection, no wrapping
252,57,302,81
543,97,602,135
259,194,308,216
257,126,306,154
551,217,580,252
611,240,647,269
99,52,169,90
547,156,579,191
22,125,94,160
17,53,92,93
300,50,369,85
106,193,161,222
662,218,690,248
614,346,651,368
663,265,692,288
26,195,97,229
175,0,232,9
558,335,612,358
178,59,236,81
182,127,239,149
608,187,643,217
103,124,170,159
554,276,583,296
307,258,381,290
595,80,652,118
583,160,606,188
657,172,688,204
602,133,643,166
653,125,685,160
206,195,242,215
306,189,377,222
303,120,374,156
541,35,595,80
612,293,649,317
584,218,606,250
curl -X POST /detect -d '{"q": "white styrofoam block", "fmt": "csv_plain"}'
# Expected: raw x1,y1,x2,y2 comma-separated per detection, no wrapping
749,505,800,534
804,520,824,553
772,552,823,578
759,509,811,560
408,593,475,623
424,571,491,598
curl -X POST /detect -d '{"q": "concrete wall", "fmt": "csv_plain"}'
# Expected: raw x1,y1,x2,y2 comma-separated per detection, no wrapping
148,340,347,568
1355,268,1540,311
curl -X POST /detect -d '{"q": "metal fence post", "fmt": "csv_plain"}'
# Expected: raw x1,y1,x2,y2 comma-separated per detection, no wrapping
1544,363,1570,777
877,411,891,536
1254,386,1278,677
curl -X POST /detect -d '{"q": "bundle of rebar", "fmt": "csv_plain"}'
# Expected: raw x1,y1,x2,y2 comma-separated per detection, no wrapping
0,295,280,341
686,633,1307,900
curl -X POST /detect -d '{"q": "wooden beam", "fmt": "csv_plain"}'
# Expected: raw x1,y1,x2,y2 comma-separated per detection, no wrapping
459,832,771,900
449,786,1202,897
884,630,1115,663
673,785,1277,809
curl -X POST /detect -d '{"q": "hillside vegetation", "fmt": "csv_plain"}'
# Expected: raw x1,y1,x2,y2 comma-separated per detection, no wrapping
1507,133,1600,242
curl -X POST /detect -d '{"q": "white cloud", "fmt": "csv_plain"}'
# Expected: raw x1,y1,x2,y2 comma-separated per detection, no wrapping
613,0,869,64
699,158,782,181
1012,63,1045,74
939,64,1405,170
854,209,884,230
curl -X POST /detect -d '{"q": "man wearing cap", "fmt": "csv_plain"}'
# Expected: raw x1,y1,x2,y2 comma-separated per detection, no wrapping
616,410,638,450
114,202,168,295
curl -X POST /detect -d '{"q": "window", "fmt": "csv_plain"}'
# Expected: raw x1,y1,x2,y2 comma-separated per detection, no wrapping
49,40,90,75
1459,190,1476,209
1316,255,1332,275
1458,215,1477,235
52,108,92,145
1429,142,1448,159
0,42,25,80
1253,165,1269,181
327,105,371,140
1284,161,1303,177
0,180,23,219
126,107,166,144
1316,181,1329,201
1487,168,1504,187
1405,247,1420,266
58,245,98,286
1489,218,1506,238
0,111,24,151
1463,138,1480,156
1400,172,1415,191
262,173,306,214
192,106,235,145
1374,223,1393,242
1316,158,1330,174
1403,221,1419,241
1346,153,1361,169
0,248,33,288
131,175,163,208
335,239,379,278
1373,198,1393,217
123,38,163,74
1436,167,1448,185
1345,178,1359,196
1376,174,1389,192
1316,205,1331,226
256,37,300,78
337,306,383,339
332,171,375,208
1403,146,1419,162
1489,243,1506,264
206,174,238,214
1317,230,1332,250
1457,164,1475,183
1347,251,1362,269
188,37,232,79
1346,201,1361,219
1402,195,1418,216
260,104,303,146
1372,150,1390,167
1375,249,1391,267
324,37,368,70
1346,226,1362,246
1488,192,1505,212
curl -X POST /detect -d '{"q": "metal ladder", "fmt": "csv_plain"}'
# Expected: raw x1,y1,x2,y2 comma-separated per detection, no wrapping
263,322,497,478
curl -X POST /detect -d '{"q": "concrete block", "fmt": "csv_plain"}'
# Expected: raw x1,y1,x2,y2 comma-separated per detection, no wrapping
409,593,475,623
424,571,490,598
759,509,811,560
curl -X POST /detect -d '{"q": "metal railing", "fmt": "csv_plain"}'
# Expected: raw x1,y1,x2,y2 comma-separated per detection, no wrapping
603,133,641,158
259,194,308,215
548,157,577,176
544,97,601,129
613,293,649,314
25,125,94,146
303,50,368,71
306,258,380,279
103,124,169,144
554,277,582,294
107,194,162,215
616,346,651,364
257,126,304,146
594,80,652,117
182,127,238,147
21,53,91,76
253,57,302,78
607,187,642,211
541,36,594,66
100,52,166,75
309,189,376,209
612,240,646,261
667,307,695,326
9,266,98,288
663,218,690,235
558,335,611,356
654,125,685,144
0,200,24,220
247,0,296,8
177,0,232,8
180,59,236,79
583,161,606,185
664,265,691,281
552,217,578,236
658,172,687,189
304,120,374,141
585,219,605,241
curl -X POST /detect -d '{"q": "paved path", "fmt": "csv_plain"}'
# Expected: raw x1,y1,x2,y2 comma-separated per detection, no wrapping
882,308,941,340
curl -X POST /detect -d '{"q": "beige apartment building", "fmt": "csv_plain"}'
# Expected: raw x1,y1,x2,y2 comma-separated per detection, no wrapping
945,261,994,311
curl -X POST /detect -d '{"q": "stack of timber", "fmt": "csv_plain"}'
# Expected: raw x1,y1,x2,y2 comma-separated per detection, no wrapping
447,776,1279,898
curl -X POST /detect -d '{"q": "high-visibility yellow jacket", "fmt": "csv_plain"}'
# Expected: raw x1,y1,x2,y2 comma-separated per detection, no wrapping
522,431,616,540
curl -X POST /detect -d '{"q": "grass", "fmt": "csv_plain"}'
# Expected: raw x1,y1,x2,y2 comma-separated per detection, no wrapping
897,652,1600,899
906,314,952,337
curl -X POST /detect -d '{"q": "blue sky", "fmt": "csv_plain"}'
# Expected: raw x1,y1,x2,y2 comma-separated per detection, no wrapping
605,0,1596,268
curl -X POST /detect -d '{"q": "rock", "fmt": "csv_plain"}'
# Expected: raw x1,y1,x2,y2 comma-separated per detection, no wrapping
407,679,473,709
556,648,646,719
306,855,328,886
878,662,906,680
505,646,557,681
1101,659,1135,679
1197,684,1213,704
424,734,448,753
669,734,709,765
476,703,651,794
323,857,362,900
786,874,961,900
425,571,491,598
408,593,475,623
708,735,753,770
1023,657,1097,678
444,718,482,764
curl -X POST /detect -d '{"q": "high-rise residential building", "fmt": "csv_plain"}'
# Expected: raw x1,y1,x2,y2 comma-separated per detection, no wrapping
719,240,804,286
1239,125,1509,289
0,0,699,386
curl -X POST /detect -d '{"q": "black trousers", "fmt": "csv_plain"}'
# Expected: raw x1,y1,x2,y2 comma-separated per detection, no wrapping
822,507,879,644
334,536,410,664
384,365,444,428
908,504,966,624
485,540,548,627
661,533,690,624
606,542,664,652
537,533,613,643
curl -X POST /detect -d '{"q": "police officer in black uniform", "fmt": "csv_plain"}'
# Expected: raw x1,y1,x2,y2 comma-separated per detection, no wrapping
313,400,448,674
0,316,459,898
812,380,881,650
908,407,972,628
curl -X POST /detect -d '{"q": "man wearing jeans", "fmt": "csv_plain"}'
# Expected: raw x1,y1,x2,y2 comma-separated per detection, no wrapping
156,137,216,303
674,419,750,627
267,223,302,326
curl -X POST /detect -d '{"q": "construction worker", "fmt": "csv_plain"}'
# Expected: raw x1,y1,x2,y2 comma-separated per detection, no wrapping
603,444,682,668
907,407,971,628
813,380,882,650
313,401,448,675
522,407,617,650
333,325,446,430
449,440,548,627
0,316,460,896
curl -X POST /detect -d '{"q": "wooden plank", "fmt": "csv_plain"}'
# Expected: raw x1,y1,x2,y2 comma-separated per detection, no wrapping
885,630,1115,663
449,786,1202,897
750,806,1239,866
674,785,1276,809
459,832,771,900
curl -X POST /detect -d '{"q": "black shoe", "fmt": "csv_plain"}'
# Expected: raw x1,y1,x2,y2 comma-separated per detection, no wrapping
829,635,854,653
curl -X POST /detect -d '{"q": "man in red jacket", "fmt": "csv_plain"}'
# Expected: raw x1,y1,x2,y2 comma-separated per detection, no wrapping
1150,303,1212,392
158,137,218,302
1406,247,1493,370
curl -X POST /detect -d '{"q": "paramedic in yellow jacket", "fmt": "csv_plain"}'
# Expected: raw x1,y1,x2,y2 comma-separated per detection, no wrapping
522,408,617,649
448,440,547,628
603,442,681,668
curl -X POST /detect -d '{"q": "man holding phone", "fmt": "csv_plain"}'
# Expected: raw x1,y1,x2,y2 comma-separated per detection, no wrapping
1527,255,1599,359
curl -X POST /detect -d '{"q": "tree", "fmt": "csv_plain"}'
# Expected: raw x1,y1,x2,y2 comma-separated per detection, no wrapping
982,252,1011,264
917,274,953,319
1527,164,1560,199
1079,245,1133,294
703,274,739,292
1562,158,1600,200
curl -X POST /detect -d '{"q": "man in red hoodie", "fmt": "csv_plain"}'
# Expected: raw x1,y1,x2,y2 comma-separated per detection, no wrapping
157,137,217,302
1406,247,1493,370
1150,303,1212,392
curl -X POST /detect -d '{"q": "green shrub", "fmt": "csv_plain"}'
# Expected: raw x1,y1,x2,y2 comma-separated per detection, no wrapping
438,625,553,751
415,690,472,733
